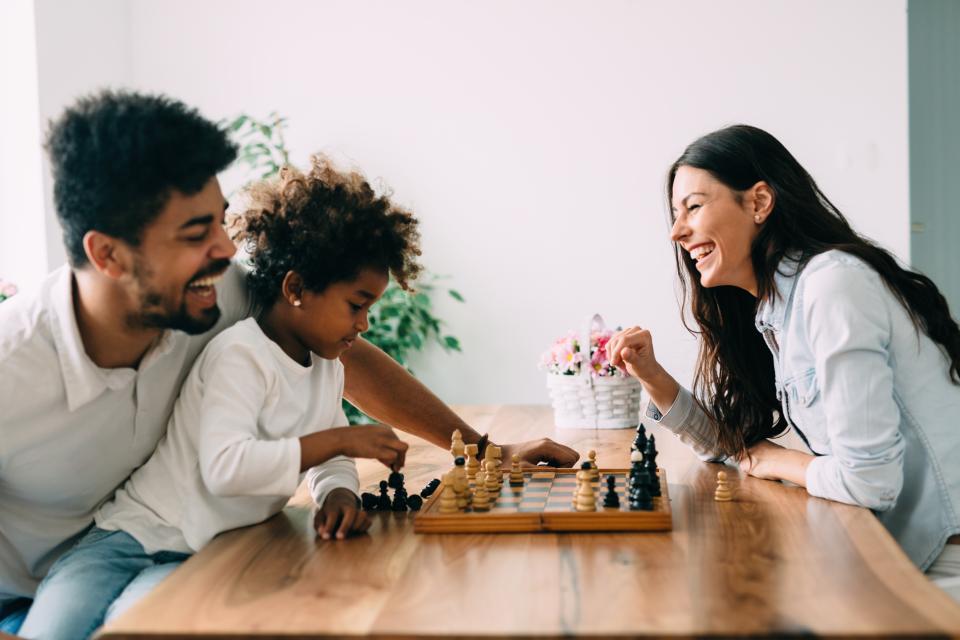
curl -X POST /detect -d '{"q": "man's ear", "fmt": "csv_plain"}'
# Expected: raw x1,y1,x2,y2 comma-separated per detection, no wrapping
281,270,305,307
750,181,775,222
83,231,134,279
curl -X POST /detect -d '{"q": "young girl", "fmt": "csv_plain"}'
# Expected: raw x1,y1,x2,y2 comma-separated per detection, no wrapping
606,125,960,598
19,155,423,639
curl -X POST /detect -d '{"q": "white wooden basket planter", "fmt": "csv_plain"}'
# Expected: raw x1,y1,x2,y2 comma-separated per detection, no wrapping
544,314,642,429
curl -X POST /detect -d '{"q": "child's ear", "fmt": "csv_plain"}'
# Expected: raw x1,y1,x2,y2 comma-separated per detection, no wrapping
281,271,304,307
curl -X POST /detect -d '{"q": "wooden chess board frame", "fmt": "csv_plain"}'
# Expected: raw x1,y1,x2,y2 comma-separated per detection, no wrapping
413,468,671,533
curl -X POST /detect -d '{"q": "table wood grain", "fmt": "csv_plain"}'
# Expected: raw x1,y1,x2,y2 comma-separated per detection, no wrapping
98,405,960,639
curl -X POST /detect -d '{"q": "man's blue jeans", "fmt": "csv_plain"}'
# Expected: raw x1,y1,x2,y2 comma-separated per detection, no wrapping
17,527,188,640
0,597,31,634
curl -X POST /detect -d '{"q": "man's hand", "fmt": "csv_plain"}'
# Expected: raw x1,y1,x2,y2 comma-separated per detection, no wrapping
314,488,371,540
739,440,813,486
499,438,580,468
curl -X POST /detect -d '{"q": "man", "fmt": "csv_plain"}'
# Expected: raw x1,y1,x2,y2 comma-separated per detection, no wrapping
0,91,578,633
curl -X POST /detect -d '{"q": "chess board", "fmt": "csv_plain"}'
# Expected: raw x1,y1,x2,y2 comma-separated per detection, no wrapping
412,468,671,534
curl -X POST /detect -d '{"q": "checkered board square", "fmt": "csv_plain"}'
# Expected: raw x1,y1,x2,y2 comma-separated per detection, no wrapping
413,468,672,534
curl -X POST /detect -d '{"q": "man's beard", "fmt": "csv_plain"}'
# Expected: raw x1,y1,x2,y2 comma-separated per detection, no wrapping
125,258,230,335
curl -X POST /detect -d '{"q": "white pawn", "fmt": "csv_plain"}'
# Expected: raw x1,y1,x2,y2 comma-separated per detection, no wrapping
715,470,733,502
473,484,491,511
509,453,524,487
588,449,599,482
575,465,597,512
484,459,500,496
438,473,459,513
451,429,465,459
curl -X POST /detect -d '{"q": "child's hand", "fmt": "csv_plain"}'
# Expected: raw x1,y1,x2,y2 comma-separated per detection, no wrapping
315,488,371,540
336,424,408,471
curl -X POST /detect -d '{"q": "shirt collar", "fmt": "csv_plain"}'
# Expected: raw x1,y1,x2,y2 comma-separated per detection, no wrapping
46,266,174,412
755,252,804,333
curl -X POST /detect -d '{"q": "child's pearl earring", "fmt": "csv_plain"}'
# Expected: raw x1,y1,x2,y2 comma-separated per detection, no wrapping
292,299,301,307
754,215,762,223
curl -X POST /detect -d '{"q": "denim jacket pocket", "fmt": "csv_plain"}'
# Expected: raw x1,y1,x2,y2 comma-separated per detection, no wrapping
782,368,828,453
784,368,820,407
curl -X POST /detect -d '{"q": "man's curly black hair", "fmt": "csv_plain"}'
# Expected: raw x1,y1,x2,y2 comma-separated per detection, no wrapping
45,90,238,266
229,155,422,310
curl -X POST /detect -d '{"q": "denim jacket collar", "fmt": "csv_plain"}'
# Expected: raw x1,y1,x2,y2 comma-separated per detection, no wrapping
754,252,804,333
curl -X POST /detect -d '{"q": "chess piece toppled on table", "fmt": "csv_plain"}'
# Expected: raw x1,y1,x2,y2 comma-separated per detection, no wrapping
451,428,465,459
602,474,620,509
575,462,597,512
509,453,524,486
361,492,378,511
420,478,441,498
714,470,733,502
464,443,480,481
406,494,424,511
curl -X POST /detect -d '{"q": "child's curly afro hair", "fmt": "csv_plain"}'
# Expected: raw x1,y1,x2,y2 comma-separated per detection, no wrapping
230,155,422,309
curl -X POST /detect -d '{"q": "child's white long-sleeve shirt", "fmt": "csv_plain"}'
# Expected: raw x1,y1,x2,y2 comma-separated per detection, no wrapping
96,318,358,554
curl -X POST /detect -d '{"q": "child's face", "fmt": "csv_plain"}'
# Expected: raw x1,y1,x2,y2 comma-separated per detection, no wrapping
297,267,390,359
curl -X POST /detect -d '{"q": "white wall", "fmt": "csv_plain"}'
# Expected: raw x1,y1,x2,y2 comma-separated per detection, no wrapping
19,0,910,405
0,0,47,292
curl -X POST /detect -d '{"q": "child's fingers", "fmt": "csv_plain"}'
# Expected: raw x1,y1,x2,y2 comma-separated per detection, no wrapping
318,508,343,540
334,508,356,540
356,512,372,533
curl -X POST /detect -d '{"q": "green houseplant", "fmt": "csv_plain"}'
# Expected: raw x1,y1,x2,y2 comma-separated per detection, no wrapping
223,113,464,423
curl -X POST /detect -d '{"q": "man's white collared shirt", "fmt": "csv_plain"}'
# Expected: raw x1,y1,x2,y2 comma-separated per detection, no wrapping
0,264,250,604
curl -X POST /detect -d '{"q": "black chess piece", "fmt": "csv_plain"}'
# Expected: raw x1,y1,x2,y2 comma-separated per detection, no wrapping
377,480,392,510
391,487,408,511
361,492,378,511
633,423,647,452
602,474,620,508
388,471,405,490
629,469,653,511
644,435,658,469
628,452,644,495
420,478,441,498
406,494,424,511
644,458,661,497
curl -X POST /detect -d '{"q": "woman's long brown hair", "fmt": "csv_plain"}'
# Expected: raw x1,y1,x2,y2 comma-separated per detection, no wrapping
668,125,960,459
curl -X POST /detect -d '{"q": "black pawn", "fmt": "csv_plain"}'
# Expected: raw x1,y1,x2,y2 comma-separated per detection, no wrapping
407,494,424,511
644,458,661,497
377,480,392,510
602,474,620,509
388,471,405,490
360,492,378,511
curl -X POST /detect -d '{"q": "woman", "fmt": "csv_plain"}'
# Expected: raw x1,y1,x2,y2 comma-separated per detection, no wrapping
606,125,960,596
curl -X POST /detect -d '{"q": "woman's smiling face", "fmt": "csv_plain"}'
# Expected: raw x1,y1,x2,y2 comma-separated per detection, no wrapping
669,165,771,295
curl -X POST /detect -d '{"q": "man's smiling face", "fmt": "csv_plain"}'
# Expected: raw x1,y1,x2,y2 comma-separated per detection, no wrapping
126,177,236,334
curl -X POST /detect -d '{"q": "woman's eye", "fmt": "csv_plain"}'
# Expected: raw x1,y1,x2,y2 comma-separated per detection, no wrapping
688,204,701,212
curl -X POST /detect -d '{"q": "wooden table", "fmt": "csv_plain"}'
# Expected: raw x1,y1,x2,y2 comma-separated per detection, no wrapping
99,405,960,639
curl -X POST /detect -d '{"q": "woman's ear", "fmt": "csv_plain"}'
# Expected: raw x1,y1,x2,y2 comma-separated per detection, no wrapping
281,271,304,307
750,181,775,223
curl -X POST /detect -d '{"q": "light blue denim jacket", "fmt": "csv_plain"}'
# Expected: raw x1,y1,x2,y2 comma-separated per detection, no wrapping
647,250,960,570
